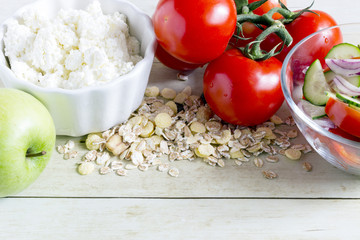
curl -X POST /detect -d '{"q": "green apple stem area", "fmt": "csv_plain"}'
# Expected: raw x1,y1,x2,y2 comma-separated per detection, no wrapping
26,151,47,158
0,88,56,198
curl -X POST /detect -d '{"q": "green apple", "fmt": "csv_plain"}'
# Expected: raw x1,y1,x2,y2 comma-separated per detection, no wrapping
0,88,56,197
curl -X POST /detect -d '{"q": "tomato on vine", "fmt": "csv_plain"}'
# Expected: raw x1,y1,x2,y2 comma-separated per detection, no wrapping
152,0,237,64
263,10,342,63
249,0,287,18
203,48,284,126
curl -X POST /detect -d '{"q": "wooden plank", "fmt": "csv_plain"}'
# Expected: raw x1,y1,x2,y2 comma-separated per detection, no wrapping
12,63,360,198
0,198,359,239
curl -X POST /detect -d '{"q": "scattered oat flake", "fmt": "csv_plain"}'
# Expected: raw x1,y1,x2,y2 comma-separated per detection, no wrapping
217,159,225,167
157,163,169,172
57,145,65,154
78,162,95,175
99,166,112,175
262,170,278,179
110,160,124,170
138,164,149,171
285,149,302,160
254,157,264,168
234,160,243,166
287,129,298,139
64,140,75,150
116,169,128,176
62,86,312,179
270,115,283,125
265,155,279,163
168,167,180,177
303,162,313,172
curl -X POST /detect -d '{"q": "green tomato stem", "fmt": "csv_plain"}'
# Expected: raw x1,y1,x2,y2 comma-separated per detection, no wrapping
233,0,315,61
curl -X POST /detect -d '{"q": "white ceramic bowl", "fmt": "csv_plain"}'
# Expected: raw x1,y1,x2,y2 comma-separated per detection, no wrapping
0,0,156,136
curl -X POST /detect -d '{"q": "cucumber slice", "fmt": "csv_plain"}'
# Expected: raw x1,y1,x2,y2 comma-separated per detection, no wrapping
325,43,360,59
324,70,360,87
303,59,331,106
300,99,326,119
335,92,360,107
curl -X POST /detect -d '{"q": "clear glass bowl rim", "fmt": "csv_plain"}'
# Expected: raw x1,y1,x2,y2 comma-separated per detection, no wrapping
280,23,360,148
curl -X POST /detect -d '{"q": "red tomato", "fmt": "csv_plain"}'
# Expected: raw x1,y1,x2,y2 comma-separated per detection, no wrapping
264,10,342,63
249,0,287,19
329,127,360,142
152,0,237,64
231,0,287,48
155,43,202,72
325,97,360,138
203,48,284,126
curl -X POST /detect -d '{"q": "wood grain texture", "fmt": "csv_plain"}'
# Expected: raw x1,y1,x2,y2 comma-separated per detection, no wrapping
13,62,360,199
0,0,360,239
1,198,359,240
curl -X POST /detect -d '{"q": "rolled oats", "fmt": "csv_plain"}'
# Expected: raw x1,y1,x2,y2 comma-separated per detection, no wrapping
195,144,215,158
96,152,111,165
85,133,104,151
174,92,188,104
145,86,160,97
77,162,95,175
190,121,206,134
270,115,283,125
285,149,302,160
154,112,172,129
217,159,225,167
262,170,278,179
287,129,298,139
265,155,279,163
168,167,180,177
99,166,112,175
182,86,192,96
116,169,128,176
161,88,177,99
110,160,124,170
253,157,264,168
303,162,313,172
62,86,313,178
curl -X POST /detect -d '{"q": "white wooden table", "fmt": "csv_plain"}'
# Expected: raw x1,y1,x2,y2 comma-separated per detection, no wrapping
1,0,360,239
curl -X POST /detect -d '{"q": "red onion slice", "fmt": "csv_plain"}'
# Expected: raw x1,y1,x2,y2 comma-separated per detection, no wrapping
313,118,336,130
325,59,360,77
297,101,335,129
332,75,360,96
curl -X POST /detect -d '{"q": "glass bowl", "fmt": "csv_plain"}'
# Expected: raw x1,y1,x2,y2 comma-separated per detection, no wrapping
281,23,360,175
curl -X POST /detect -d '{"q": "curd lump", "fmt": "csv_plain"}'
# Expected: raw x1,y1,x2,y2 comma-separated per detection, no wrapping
4,1,143,89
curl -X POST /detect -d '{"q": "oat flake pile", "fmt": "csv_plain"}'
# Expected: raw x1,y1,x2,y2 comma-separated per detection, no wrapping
57,86,313,179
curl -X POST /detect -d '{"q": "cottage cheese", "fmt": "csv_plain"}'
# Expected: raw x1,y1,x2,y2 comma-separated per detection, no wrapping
3,1,143,89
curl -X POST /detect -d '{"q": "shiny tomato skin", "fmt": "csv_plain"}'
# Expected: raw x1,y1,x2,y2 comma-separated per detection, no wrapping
325,97,360,138
264,10,342,63
262,10,342,81
329,127,360,142
153,0,237,64
249,0,287,19
155,42,202,72
203,48,284,126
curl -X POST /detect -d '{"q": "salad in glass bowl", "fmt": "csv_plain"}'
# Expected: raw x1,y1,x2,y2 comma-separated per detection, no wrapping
281,23,360,175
